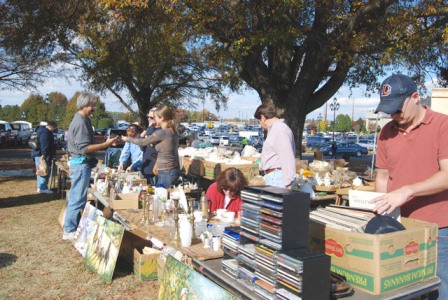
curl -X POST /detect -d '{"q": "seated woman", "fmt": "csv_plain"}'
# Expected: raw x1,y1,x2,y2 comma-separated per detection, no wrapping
118,124,144,172
206,167,247,218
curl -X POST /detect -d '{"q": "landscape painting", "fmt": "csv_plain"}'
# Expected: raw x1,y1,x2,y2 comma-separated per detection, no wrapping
84,216,124,283
158,255,238,300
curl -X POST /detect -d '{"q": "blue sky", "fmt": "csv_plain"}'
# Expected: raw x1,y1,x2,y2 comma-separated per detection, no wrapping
0,74,436,121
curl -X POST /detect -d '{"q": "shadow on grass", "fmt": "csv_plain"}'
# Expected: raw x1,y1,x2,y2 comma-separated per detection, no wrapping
0,253,18,269
0,192,60,209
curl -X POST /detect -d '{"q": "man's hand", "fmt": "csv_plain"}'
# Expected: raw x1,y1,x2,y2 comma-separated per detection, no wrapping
370,186,413,215
105,135,120,147
121,135,129,143
117,164,124,172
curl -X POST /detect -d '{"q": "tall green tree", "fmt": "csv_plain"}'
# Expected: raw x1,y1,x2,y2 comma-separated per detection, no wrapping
21,94,48,126
0,1,90,90
65,2,228,127
148,0,446,156
0,105,21,121
335,114,353,132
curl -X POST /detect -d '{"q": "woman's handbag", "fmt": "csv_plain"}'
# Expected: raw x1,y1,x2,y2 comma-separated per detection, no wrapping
36,155,48,176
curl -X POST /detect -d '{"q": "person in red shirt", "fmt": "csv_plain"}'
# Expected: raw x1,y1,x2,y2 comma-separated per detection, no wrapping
206,167,247,218
371,74,448,299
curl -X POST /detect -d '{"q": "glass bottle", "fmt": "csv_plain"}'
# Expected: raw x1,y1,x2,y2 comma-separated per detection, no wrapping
200,191,208,220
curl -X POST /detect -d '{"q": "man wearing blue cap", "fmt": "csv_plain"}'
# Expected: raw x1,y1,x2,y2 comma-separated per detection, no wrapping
371,74,448,299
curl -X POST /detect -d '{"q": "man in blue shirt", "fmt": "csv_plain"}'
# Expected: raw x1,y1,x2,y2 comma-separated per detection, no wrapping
118,124,144,172
32,121,57,194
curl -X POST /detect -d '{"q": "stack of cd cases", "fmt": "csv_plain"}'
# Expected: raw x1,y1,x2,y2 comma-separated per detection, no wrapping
275,248,330,299
219,186,323,299
221,227,240,279
222,227,240,258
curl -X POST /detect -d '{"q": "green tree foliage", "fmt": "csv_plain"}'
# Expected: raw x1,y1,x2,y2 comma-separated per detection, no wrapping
20,94,48,126
0,105,21,122
147,0,446,156
63,92,112,129
356,118,366,133
0,1,88,90
90,101,112,129
66,2,228,127
97,118,113,129
335,114,353,132
63,93,80,130
318,120,328,133
46,92,68,126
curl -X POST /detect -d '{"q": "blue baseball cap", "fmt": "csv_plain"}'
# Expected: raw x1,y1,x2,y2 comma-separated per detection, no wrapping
375,74,417,114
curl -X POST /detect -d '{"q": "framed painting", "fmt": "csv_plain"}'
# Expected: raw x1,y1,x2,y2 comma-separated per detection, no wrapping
84,216,124,283
158,255,238,300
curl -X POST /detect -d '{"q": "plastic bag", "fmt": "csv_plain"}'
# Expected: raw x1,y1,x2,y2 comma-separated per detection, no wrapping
36,155,48,176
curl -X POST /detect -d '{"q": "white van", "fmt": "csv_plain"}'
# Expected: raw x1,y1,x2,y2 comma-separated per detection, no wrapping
10,121,33,145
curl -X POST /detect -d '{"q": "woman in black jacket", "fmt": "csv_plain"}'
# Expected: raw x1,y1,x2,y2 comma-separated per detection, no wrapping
31,121,57,194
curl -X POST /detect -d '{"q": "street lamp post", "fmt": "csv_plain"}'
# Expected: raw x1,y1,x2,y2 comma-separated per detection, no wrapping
330,97,340,143
317,113,322,132
45,94,49,121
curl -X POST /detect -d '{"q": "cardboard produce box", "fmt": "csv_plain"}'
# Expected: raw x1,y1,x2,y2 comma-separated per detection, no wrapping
308,218,438,295
111,193,139,210
204,160,222,180
182,156,205,176
223,162,260,181
133,248,162,280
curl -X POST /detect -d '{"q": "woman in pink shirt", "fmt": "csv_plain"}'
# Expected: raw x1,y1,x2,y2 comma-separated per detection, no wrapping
206,168,247,218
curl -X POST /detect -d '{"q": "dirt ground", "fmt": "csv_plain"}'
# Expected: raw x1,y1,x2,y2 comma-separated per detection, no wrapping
0,148,159,299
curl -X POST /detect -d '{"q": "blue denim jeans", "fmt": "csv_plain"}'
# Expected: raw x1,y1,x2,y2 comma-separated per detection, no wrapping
435,227,448,299
157,168,180,188
142,174,157,186
64,163,91,233
264,170,285,188
34,157,49,191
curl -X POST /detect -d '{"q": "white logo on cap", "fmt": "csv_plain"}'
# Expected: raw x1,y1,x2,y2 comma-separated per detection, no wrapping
381,84,392,97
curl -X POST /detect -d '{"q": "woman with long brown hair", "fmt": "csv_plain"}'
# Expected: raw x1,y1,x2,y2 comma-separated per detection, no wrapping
205,167,247,218
122,105,180,188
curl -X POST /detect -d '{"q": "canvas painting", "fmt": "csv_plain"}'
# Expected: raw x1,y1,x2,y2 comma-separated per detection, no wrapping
74,202,103,257
158,255,238,300
84,215,124,283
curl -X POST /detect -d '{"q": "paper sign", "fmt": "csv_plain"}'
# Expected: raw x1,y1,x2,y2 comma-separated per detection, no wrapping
349,190,401,220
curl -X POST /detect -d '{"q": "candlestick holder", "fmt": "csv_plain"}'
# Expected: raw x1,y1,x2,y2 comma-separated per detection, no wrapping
172,197,180,243
140,192,148,224
144,194,151,226
188,197,201,243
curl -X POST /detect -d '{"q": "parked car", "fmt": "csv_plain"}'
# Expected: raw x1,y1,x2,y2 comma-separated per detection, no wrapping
93,128,107,144
229,135,244,146
206,135,220,145
53,129,65,149
306,136,332,150
319,142,368,157
357,139,376,151
0,121,18,147
10,121,33,145
218,136,230,146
